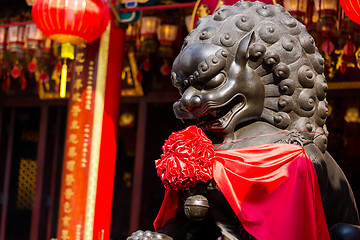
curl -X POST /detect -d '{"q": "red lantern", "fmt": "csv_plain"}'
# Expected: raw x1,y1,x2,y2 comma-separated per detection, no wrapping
0,28,6,56
31,0,110,97
32,0,110,45
25,23,43,50
340,0,360,25
7,25,26,54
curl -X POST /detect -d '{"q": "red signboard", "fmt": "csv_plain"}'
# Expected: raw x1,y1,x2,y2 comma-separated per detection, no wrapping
57,40,99,240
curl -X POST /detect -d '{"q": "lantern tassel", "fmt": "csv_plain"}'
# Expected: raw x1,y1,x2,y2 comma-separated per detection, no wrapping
60,59,67,98
59,43,75,98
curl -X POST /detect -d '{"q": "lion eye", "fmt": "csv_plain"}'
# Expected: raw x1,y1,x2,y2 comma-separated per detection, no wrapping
204,73,226,89
171,72,181,88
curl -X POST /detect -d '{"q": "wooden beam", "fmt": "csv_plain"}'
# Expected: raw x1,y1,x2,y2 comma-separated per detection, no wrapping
0,108,15,240
129,100,147,233
30,105,48,240
1,96,67,107
46,106,62,239
117,2,196,13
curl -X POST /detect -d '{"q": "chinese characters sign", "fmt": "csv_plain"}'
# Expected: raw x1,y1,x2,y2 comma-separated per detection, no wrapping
57,40,100,240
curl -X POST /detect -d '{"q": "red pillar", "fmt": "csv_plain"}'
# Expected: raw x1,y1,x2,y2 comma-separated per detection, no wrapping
92,19,125,240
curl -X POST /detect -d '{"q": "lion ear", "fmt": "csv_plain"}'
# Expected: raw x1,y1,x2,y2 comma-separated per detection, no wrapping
235,31,254,66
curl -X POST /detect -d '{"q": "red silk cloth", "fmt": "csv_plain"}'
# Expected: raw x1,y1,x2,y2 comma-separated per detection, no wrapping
154,143,330,240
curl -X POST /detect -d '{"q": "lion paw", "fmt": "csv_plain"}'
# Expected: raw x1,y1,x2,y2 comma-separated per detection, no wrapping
127,230,172,240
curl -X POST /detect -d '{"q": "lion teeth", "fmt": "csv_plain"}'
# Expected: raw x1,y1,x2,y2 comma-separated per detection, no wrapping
210,110,220,117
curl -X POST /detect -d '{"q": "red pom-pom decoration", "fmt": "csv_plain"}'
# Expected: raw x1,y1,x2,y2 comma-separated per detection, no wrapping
155,126,215,191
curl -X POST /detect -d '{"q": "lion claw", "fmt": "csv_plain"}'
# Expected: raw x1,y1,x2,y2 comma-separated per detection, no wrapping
127,230,172,240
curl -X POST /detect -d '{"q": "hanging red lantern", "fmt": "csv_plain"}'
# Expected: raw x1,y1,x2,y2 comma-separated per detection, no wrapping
321,39,335,55
11,65,21,79
157,24,178,59
282,0,308,23
32,0,110,45
344,40,356,56
1,73,10,94
139,16,159,54
25,23,43,50
7,25,26,55
32,0,110,98
0,28,6,57
160,60,170,76
340,0,360,25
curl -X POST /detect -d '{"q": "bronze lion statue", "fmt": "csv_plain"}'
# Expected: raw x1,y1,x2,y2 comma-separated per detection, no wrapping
127,1,360,239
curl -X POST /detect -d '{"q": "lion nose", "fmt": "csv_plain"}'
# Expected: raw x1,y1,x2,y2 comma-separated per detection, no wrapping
180,87,202,111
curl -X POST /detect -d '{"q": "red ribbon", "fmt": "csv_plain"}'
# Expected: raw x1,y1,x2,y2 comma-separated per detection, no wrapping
154,143,330,240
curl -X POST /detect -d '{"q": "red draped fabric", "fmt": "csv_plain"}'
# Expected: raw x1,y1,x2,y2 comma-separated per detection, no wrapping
153,188,179,231
154,143,330,240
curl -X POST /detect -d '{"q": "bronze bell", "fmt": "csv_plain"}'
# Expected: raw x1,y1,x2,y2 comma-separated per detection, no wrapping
184,195,209,221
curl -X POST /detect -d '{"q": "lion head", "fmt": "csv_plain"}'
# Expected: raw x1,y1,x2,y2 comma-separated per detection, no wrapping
171,0,328,152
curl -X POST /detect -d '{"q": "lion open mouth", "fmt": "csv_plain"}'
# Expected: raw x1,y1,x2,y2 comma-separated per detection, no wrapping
197,94,245,130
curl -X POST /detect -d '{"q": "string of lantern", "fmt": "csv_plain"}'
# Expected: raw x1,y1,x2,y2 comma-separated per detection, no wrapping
0,1,194,98
0,0,110,99
125,15,183,76
0,17,57,96
117,2,196,12
1,0,360,98
120,3,194,89
281,0,360,80
122,0,360,86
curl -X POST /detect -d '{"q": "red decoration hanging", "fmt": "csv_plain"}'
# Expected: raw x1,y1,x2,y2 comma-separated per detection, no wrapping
136,71,144,82
344,40,356,56
340,0,360,25
11,65,21,79
321,39,335,54
143,57,151,71
39,71,49,83
31,0,110,45
1,73,10,94
160,60,170,76
19,73,27,90
28,58,37,73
